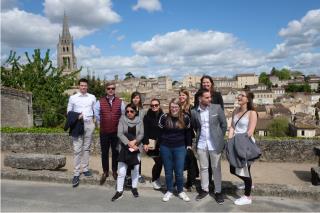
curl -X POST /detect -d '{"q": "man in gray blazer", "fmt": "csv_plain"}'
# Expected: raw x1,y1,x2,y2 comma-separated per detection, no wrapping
191,88,227,204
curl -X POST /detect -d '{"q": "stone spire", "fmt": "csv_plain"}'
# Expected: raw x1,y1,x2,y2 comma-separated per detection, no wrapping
61,11,71,39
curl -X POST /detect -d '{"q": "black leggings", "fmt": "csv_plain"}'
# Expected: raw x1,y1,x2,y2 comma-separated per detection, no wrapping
230,165,252,196
152,156,163,182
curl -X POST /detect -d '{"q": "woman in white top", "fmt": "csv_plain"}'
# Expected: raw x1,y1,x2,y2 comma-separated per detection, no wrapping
228,90,258,206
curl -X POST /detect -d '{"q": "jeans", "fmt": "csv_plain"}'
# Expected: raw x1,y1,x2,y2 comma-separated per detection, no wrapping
100,132,119,173
160,145,186,193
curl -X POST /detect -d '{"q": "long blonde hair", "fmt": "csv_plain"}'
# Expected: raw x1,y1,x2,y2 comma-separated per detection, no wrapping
166,98,185,129
179,88,191,114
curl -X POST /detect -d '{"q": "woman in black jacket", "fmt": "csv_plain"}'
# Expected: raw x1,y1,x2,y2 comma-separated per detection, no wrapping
143,98,164,190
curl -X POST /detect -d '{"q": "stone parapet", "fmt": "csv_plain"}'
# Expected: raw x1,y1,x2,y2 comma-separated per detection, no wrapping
1,133,320,162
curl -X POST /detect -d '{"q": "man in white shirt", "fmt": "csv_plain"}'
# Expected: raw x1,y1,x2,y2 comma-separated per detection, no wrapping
67,78,96,187
191,88,227,204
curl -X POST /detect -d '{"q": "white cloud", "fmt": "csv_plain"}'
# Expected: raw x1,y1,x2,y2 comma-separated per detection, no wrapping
132,0,162,12
1,8,94,49
43,0,121,29
116,35,125,41
269,9,320,59
76,45,102,60
131,29,266,78
292,52,320,69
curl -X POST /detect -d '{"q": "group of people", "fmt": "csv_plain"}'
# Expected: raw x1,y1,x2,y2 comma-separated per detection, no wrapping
65,75,259,206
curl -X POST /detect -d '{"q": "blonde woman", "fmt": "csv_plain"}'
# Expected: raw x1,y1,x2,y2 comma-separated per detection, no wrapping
158,98,192,202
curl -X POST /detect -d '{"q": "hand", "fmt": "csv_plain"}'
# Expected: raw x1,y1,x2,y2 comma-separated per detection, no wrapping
186,146,192,150
143,145,149,152
78,113,83,120
128,140,136,148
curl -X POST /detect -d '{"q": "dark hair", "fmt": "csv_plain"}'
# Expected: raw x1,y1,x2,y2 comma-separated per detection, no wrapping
78,78,88,85
125,103,138,117
244,90,255,111
130,91,143,109
150,98,160,105
197,88,210,97
200,75,214,92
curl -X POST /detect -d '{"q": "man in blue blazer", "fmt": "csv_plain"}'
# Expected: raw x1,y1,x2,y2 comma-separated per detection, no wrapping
191,88,227,204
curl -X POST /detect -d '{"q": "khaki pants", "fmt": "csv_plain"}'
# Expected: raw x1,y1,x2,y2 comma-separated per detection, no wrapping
197,148,222,193
72,120,95,176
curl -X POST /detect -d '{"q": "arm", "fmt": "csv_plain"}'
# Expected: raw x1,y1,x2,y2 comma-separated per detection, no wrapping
184,115,192,148
247,110,258,137
218,92,224,110
117,116,130,145
228,110,236,139
218,105,227,135
94,100,101,124
67,96,73,113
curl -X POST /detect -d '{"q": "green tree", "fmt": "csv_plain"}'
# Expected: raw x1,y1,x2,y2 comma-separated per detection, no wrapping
267,117,289,137
259,72,272,88
124,72,135,80
1,49,80,127
286,83,311,93
119,91,131,103
87,75,105,99
140,76,146,79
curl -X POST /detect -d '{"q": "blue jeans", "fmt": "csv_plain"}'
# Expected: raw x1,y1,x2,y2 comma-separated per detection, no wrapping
160,145,186,193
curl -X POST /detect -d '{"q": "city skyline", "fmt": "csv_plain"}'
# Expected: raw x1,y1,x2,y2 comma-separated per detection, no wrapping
1,0,320,80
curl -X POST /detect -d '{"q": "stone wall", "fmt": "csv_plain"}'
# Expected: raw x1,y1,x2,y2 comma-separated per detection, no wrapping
1,133,320,163
1,87,33,127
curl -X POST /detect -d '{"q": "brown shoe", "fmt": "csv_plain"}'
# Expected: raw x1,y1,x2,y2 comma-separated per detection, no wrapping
100,172,108,185
112,171,117,180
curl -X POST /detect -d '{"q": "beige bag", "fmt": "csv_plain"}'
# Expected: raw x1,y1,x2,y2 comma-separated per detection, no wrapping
148,139,157,150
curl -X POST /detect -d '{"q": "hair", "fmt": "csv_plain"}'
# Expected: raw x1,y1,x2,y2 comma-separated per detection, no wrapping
125,103,138,117
150,98,160,105
197,88,210,98
200,75,214,92
130,91,143,109
78,78,88,85
179,88,191,114
105,81,116,88
243,90,255,111
166,98,185,129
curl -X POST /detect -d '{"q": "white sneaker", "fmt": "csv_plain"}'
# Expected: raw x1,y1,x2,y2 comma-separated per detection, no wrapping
178,192,190,202
234,196,252,205
152,180,161,190
237,184,255,190
162,191,173,202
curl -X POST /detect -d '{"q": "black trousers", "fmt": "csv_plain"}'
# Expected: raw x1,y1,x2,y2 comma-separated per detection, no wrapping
230,165,252,196
100,132,119,173
151,156,163,182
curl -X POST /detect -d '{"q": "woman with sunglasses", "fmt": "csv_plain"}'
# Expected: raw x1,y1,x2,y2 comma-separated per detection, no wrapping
179,89,199,191
159,98,192,202
126,91,146,185
111,103,144,201
142,98,164,190
228,90,258,205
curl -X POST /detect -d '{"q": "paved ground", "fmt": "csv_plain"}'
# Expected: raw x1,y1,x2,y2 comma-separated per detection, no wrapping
1,152,315,186
2,180,320,212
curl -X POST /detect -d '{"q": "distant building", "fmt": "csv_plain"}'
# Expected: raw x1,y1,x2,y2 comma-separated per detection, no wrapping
271,87,286,98
57,12,78,77
271,104,292,118
236,73,259,89
212,77,238,88
158,76,172,91
289,122,316,138
182,75,201,88
253,90,274,105
255,118,273,136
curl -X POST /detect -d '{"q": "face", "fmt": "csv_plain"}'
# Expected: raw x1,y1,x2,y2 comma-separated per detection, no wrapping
170,103,180,117
150,100,160,112
179,92,188,104
126,107,136,119
200,91,212,106
201,78,212,90
79,82,88,94
132,95,141,106
237,91,248,106
106,85,116,96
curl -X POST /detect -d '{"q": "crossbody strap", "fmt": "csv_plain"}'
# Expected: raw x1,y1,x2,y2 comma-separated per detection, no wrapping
233,110,249,128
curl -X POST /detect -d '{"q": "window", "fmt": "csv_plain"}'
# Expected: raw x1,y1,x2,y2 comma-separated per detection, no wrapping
301,130,305,136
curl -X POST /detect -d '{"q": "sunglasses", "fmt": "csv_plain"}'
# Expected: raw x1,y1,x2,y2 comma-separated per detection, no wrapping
126,110,135,114
150,104,159,108
107,87,115,90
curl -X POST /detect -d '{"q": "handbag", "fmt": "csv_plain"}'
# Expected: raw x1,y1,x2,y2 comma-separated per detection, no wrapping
148,139,157,150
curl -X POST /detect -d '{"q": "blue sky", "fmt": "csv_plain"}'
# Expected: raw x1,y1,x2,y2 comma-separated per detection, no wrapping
1,0,320,80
